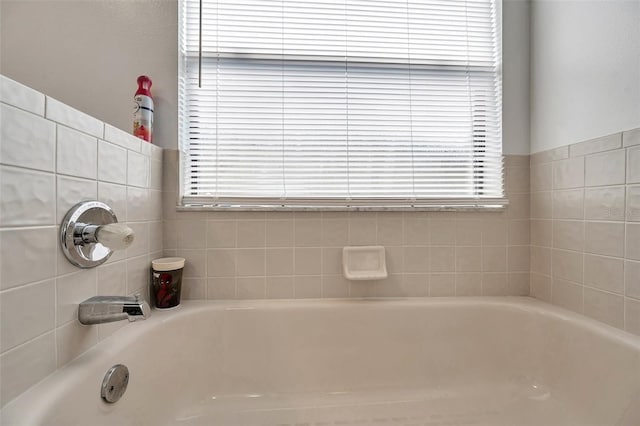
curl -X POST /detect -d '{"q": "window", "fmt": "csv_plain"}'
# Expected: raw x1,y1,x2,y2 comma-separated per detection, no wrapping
179,0,503,210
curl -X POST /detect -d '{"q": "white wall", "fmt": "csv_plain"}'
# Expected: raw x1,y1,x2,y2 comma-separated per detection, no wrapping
0,75,163,406
502,0,531,155
530,0,640,153
0,0,530,153
0,0,178,149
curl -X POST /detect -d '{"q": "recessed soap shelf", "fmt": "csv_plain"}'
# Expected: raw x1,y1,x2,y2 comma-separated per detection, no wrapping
342,246,387,281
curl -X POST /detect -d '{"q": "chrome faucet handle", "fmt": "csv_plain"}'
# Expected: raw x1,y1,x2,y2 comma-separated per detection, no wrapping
60,201,134,269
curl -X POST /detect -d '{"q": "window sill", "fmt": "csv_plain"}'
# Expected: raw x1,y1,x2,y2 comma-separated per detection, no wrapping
177,202,508,213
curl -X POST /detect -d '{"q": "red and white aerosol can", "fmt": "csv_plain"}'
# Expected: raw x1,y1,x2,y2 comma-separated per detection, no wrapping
133,75,154,143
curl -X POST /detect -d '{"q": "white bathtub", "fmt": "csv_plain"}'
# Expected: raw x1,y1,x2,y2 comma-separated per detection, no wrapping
2,297,639,425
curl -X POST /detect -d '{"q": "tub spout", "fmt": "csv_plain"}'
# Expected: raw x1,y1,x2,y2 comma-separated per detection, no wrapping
78,295,150,325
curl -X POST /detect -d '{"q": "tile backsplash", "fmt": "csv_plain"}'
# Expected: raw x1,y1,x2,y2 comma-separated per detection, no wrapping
530,128,640,335
2,73,638,410
162,152,531,300
0,75,163,406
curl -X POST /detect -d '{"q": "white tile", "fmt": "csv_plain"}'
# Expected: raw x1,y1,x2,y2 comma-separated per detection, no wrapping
182,278,206,300
377,215,404,246
149,221,163,252
552,189,584,220
507,193,530,219
162,149,179,191
552,220,584,251
530,191,552,218
584,186,626,221
530,162,552,191
0,75,45,115
585,149,626,187
96,320,127,342
321,247,342,275
236,249,266,276
126,255,151,296
584,287,624,329
150,144,163,160
429,273,455,296
403,217,430,245
140,141,153,157
404,246,431,273
56,125,97,179
237,220,266,247
625,260,640,299
126,187,149,222
0,332,56,407
551,278,583,314
553,157,584,189
482,219,508,246
207,249,237,277
176,249,206,278
56,320,98,367
97,182,127,222
584,221,625,257
552,249,583,283
56,269,96,326
97,261,127,296
628,146,640,184
455,219,482,245
569,133,621,157
623,127,640,147
349,217,377,246
125,222,149,257
207,220,237,248
531,146,569,164
56,235,82,276
163,220,177,250
104,124,141,151
0,279,55,352
266,248,294,276
0,166,55,226
0,227,57,290
45,97,103,138
266,276,294,299
207,277,236,299
149,190,162,221
627,185,640,222
456,273,482,296
625,298,640,336
97,141,127,184
150,159,162,190
176,219,206,249
127,150,149,188
584,254,624,294
56,176,97,222
294,247,321,275
162,190,178,220
295,275,322,298
530,273,551,302
0,103,55,171
236,277,266,298
626,224,640,261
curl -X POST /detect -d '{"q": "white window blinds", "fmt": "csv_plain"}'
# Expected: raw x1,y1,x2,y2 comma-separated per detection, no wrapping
179,0,503,209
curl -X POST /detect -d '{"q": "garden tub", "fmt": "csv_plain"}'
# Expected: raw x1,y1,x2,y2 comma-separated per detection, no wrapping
2,297,639,425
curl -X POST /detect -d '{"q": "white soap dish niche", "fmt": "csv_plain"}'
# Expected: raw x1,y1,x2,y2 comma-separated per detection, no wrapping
342,246,387,281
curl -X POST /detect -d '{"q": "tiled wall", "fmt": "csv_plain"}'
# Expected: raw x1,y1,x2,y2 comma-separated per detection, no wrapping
2,72,638,412
162,151,531,300
0,76,163,406
530,128,640,335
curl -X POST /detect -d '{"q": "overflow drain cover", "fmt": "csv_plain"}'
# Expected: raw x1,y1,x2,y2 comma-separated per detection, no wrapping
101,364,129,403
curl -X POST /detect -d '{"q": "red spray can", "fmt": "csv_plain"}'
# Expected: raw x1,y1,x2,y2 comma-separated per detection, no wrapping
133,75,154,143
